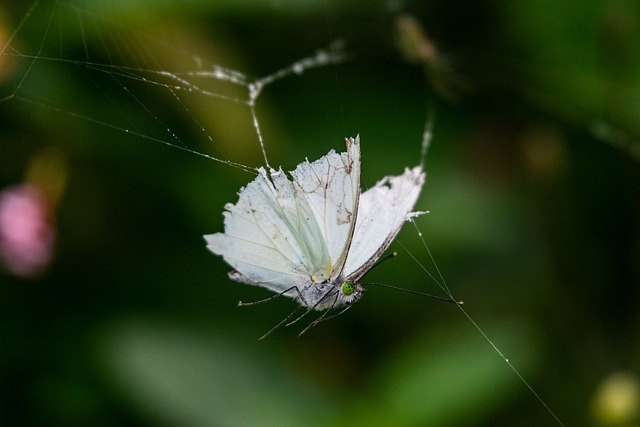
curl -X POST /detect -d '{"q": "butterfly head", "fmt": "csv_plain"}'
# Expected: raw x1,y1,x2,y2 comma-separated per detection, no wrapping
339,280,364,306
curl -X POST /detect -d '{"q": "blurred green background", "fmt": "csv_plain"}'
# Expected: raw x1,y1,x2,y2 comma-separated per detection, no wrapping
1,0,639,426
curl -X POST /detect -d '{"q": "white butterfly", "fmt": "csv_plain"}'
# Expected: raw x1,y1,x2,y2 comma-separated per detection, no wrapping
204,135,425,312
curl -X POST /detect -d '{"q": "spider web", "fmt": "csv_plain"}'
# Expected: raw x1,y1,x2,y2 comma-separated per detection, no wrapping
0,0,349,176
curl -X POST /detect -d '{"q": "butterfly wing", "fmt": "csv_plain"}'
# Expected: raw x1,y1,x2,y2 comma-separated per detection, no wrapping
205,167,326,294
343,165,425,282
204,137,361,294
290,136,360,281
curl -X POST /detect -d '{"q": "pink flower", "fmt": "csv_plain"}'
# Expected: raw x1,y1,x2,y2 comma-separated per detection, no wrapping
0,184,55,278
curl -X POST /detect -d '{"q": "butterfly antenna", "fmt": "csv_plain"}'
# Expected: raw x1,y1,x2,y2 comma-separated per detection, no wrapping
358,251,400,278
365,250,461,303
365,281,463,305
373,251,399,269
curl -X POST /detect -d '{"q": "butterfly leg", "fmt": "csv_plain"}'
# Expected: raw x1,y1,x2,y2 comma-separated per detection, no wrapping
297,308,337,337
238,286,302,307
285,286,339,328
251,286,312,340
297,291,342,336
317,305,352,322
258,305,304,340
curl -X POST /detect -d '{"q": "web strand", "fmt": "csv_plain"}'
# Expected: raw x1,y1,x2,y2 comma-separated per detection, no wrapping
0,0,346,174
405,220,565,426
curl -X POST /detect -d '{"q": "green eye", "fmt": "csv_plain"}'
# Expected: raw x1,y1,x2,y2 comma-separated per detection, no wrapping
342,282,355,296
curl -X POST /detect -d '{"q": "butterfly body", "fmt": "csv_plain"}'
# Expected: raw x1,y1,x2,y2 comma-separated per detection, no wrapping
296,276,364,310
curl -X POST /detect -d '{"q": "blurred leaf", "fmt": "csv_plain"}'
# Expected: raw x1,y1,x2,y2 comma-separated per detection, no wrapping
334,319,540,427
98,317,335,427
